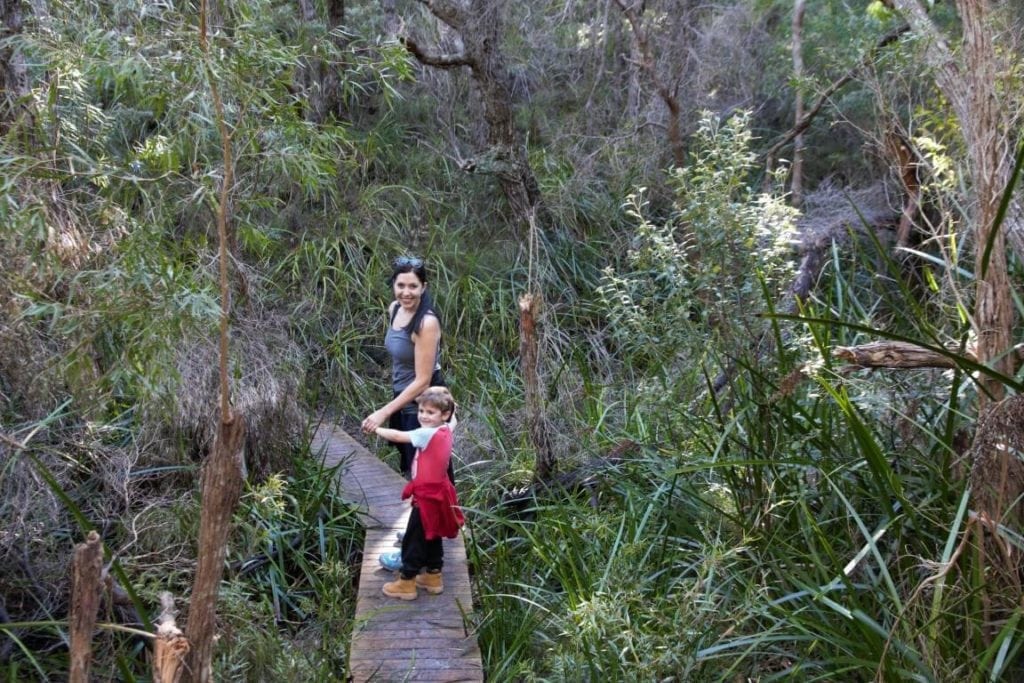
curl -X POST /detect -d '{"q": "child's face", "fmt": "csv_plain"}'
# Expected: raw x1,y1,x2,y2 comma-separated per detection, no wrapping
418,403,451,428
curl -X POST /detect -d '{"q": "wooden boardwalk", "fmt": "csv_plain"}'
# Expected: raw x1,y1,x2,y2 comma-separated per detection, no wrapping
314,424,483,682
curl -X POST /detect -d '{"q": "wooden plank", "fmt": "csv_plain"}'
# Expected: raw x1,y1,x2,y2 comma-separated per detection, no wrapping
348,664,483,683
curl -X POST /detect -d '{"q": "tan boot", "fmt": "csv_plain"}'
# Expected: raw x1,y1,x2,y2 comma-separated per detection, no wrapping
415,571,443,595
382,577,418,600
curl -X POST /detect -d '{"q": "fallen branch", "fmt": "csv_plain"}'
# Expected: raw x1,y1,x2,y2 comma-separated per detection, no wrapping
833,340,975,369
834,341,1024,371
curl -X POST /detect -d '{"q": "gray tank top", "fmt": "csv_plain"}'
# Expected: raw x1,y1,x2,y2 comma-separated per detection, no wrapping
385,306,441,395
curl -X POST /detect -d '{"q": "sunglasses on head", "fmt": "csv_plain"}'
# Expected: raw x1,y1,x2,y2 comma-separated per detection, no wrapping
393,256,424,269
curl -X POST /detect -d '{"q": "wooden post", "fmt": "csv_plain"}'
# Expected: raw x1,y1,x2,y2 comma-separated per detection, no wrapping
69,530,103,683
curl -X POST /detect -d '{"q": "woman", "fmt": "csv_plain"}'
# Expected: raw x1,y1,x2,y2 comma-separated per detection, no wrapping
361,256,446,478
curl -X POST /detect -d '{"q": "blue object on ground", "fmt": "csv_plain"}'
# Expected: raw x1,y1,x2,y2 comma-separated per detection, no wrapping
380,551,402,571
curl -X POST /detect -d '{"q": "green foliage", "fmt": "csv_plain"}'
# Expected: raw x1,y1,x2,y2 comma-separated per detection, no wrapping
598,111,797,374
218,454,362,680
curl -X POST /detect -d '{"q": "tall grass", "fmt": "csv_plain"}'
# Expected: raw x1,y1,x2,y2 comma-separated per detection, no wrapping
449,136,1023,680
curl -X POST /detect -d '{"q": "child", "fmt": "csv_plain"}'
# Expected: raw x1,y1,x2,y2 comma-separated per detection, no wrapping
373,387,463,600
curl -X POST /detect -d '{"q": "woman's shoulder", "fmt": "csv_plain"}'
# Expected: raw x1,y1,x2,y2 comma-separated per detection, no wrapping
417,311,441,333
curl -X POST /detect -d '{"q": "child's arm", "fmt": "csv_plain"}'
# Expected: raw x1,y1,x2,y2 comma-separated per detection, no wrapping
374,426,413,444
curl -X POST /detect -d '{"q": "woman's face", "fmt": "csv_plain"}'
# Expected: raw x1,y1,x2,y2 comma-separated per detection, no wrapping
393,271,425,311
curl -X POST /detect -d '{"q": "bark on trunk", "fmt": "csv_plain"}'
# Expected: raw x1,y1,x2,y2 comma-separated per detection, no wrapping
520,293,554,481
790,0,806,207
183,415,246,683
889,0,1017,402
324,0,347,119
968,395,1024,627
0,0,30,131
296,0,325,122
69,531,103,683
887,131,922,248
883,0,1022,630
296,0,345,123
382,0,399,40
186,6,246,679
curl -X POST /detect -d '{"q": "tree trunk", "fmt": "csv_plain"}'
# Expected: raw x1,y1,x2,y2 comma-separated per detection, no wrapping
887,131,922,247
186,5,246,679
296,0,326,122
626,36,642,120
790,0,806,206
382,0,399,40
323,0,347,120
0,0,29,132
889,0,1017,401
402,0,542,229
615,0,686,167
519,293,554,481
295,0,346,123
889,0,1021,630
69,531,103,683
183,415,246,683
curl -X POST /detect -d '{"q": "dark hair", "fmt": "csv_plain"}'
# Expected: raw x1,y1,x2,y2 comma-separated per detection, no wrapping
390,256,440,334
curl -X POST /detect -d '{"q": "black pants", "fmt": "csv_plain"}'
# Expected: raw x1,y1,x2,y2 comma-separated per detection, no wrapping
400,506,443,580
389,406,421,477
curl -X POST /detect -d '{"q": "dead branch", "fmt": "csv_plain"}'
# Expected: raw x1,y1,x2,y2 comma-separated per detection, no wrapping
834,341,1024,371
153,593,189,683
69,531,103,683
833,341,975,369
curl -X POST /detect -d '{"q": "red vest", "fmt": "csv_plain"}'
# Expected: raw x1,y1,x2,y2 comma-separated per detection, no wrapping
401,425,464,539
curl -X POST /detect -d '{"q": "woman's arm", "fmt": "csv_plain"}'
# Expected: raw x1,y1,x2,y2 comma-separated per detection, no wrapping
361,313,440,432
